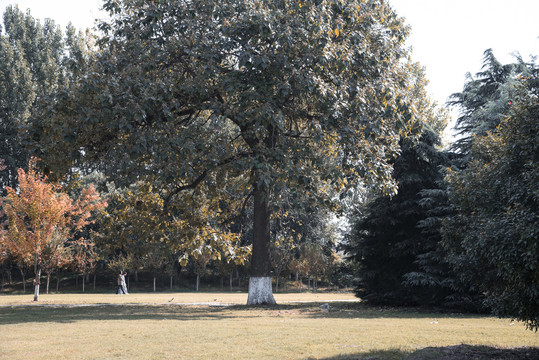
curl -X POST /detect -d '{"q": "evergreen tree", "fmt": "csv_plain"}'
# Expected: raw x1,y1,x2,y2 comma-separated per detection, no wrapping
449,49,536,158
444,76,539,330
345,126,449,306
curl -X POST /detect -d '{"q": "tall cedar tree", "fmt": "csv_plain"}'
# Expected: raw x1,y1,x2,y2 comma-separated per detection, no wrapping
346,127,451,306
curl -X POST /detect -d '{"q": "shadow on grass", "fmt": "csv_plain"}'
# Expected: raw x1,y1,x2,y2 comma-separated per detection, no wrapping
237,302,486,320
0,304,237,324
0,302,497,325
310,345,539,360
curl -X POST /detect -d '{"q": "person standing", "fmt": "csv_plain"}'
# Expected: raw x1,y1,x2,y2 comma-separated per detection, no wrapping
121,271,128,295
116,272,125,294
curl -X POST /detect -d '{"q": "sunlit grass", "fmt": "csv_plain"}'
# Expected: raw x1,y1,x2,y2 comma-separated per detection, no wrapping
0,290,357,306
0,292,537,359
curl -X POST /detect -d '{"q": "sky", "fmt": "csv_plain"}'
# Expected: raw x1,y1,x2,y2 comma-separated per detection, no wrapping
1,0,538,139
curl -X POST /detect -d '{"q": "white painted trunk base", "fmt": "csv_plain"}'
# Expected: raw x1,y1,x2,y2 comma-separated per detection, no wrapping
247,276,276,305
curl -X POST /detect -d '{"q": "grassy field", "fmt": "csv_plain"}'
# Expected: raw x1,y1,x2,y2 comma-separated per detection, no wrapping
0,292,537,359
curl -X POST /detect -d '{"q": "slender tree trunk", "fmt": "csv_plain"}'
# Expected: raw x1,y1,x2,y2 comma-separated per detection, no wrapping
170,275,173,289
135,270,138,283
33,268,41,301
153,276,156,292
229,271,233,292
275,275,279,293
19,265,26,293
82,274,86,293
46,273,51,294
56,276,60,291
196,274,200,292
93,274,96,290
247,182,276,305
236,270,240,288
220,277,224,290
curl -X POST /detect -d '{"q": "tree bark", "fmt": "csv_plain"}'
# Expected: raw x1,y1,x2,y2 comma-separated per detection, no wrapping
247,182,276,305
196,274,200,292
153,276,156,292
33,268,41,301
19,265,26,293
229,271,233,292
46,273,51,294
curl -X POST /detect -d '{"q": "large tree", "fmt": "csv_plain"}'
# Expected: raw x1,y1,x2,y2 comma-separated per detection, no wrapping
444,77,539,330
34,0,418,304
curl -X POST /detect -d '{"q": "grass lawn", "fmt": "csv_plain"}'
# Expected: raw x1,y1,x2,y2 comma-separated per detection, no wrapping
0,291,537,359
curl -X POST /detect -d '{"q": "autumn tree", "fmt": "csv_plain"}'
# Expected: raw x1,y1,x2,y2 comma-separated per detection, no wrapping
0,158,106,301
34,0,418,304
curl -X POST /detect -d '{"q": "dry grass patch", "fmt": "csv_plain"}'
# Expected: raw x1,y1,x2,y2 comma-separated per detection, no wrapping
0,291,357,306
0,294,537,359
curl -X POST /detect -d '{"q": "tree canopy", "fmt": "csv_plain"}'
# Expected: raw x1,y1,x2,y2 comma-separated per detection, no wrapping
32,0,420,304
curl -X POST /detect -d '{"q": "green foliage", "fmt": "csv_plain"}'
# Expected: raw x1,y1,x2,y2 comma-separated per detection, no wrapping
345,127,451,306
444,77,539,330
0,5,94,189
449,49,536,157
32,0,422,293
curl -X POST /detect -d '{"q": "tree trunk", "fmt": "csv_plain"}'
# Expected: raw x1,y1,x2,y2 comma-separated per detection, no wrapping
19,265,26,293
46,273,51,294
153,276,156,292
82,274,86,293
33,268,41,301
229,271,233,292
93,274,96,290
170,275,173,289
56,276,60,291
196,274,200,292
247,182,276,305
275,274,280,293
